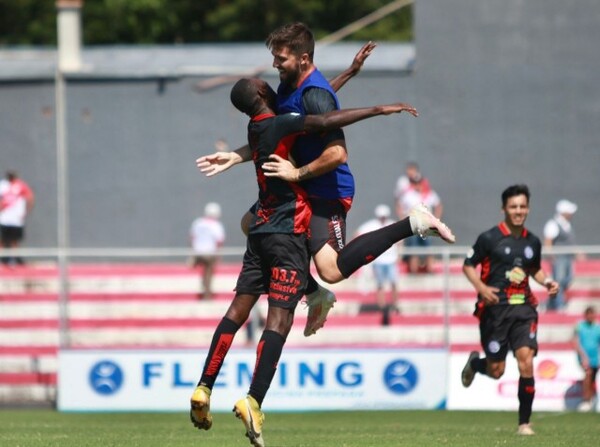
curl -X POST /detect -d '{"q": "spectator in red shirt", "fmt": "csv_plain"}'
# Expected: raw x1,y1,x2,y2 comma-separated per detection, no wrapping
0,170,34,266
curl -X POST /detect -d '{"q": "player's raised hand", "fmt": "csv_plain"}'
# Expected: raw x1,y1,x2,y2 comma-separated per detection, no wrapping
380,103,418,117
350,41,377,73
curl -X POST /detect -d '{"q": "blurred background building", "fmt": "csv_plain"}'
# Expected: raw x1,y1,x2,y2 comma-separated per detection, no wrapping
0,0,598,249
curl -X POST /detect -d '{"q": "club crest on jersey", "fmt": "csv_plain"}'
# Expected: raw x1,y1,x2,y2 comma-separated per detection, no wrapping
524,246,534,259
506,267,526,284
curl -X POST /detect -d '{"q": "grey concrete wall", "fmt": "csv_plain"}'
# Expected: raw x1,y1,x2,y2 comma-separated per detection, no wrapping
414,0,600,245
1,0,599,251
0,73,417,250
0,81,58,245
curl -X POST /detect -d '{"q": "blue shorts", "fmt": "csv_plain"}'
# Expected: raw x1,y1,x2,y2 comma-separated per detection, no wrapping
403,234,431,248
373,263,398,287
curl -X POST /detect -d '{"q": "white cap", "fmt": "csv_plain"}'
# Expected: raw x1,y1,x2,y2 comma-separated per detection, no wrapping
556,199,577,215
204,202,222,219
374,204,391,218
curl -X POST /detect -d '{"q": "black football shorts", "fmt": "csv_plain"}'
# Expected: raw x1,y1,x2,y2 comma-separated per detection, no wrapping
235,233,309,309
307,198,347,256
479,304,538,360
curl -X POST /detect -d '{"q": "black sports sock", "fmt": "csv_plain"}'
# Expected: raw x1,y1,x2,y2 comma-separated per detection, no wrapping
518,376,535,425
336,218,413,278
248,330,286,406
471,357,488,375
198,317,240,389
305,273,319,295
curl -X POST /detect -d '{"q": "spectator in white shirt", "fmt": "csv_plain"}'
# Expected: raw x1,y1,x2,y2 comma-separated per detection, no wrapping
394,162,443,273
543,199,578,311
190,202,225,299
356,204,399,311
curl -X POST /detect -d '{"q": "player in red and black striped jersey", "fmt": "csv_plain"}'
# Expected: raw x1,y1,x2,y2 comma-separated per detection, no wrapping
461,184,559,436
190,77,420,445
198,32,456,339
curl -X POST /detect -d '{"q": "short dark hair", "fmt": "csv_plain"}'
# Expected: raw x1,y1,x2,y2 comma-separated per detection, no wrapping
265,22,314,60
501,184,530,207
5,170,17,181
230,78,261,116
406,161,420,171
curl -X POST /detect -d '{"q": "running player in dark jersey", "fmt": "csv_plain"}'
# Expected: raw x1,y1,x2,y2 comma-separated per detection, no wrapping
191,77,425,447
461,184,559,436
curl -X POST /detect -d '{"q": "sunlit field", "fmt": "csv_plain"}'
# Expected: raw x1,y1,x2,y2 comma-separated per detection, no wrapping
1,408,599,447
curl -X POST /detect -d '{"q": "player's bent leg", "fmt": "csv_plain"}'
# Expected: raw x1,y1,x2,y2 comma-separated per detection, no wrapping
312,244,345,284
240,211,253,237
190,385,213,430
487,359,506,379
233,395,266,447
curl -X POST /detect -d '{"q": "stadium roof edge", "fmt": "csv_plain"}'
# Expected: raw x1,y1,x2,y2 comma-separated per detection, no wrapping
0,42,415,82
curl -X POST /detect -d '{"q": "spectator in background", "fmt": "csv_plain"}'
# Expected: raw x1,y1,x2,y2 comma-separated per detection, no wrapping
573,306,600,412
214,138,230,152
543,199,579,311
0,170,34,266
190,202,225,299
394,161,422,210
355,204,399,312
394,161,443,273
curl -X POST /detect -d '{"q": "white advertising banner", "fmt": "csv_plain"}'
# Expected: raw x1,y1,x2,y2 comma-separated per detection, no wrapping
58,348,447,412
447,351,585,411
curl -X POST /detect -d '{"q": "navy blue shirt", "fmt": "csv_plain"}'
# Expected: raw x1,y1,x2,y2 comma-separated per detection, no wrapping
277,68,355,199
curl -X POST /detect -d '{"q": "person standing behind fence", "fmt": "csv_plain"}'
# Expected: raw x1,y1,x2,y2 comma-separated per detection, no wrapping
573,306,600,412
543,199,578,311
394,161,443,274
0,170,34,267
190,202,225,300
355,204,399,312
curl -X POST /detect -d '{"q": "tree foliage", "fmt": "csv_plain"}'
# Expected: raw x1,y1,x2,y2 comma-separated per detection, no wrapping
0,0,412,46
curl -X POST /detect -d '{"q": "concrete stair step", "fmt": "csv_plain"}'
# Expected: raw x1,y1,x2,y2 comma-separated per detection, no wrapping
1,259,598,404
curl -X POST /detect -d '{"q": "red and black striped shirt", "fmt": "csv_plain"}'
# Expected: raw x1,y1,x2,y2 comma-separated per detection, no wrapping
247,113,311,235
464,222,542,307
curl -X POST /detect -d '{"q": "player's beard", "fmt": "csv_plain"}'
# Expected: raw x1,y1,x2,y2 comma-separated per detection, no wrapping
280,65,301,87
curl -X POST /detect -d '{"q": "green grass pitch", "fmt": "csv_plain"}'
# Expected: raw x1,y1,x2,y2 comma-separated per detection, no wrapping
1,409,599,447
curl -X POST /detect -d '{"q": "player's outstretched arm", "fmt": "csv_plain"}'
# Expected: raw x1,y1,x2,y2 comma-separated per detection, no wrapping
328,41,377,92
303,102,418,134
196,144,251,177
263,104,417,182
